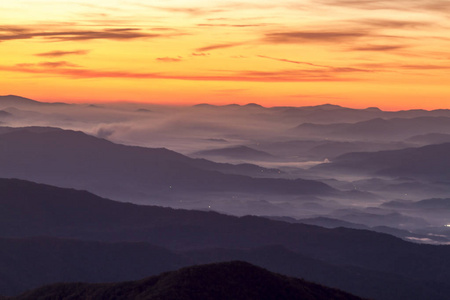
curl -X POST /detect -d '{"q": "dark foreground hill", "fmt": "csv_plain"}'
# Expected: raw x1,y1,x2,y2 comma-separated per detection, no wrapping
0,237,187,296
1,236,447,300
2,178,450,300
0,126,335,202
11,261,366,300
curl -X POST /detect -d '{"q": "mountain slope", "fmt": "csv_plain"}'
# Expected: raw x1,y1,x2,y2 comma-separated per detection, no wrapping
193,145,275,161
186,246,450,300
292,116,450,140
0,237,446,300
12,261,367,300
406,133,450,145
2,179,450,299
0,126,335,202
2,178,450,285
0,237,187,296
313,142,450,180
0,95,67,107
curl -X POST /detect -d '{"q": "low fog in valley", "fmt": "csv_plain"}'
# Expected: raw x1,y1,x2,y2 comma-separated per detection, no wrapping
1,94,450,245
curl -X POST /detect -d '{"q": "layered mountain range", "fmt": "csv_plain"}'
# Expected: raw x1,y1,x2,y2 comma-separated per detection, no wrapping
1,95,450,300
0,178,449,300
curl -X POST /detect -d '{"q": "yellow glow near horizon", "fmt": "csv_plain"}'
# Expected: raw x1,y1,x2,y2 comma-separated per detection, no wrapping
1,0,449,109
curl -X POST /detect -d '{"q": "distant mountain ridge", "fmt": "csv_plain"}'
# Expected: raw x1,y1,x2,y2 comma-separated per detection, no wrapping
292,116,450,140
406,133,450,145
383,198,450,210
192,100,450,124
314,142,450,180
0,95,67,107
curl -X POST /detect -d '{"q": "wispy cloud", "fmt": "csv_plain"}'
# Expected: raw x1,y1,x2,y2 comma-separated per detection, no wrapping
0,25,29,33
357,62,450,70
192,52,210,57
320,0,450,13
213,88,248,94
156,57,183,62
38,61,80,68
141,5,225,16
35,50,90,57
0,64,355,82
319,0,403,10
257,55,372,73
195,42,244,52
263,31,368,44
196,23,269,28
355,19,432,29
397,64,450,70
233,69,358,81
15,61,80,68
351,44,407,51
420,1,450,12
258,55,330,68
0,27,163,42
288,93,348,100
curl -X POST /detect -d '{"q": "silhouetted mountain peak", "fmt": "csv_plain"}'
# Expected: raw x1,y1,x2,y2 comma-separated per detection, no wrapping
364,107,382,112
193,103,215,107
244,103,264,108
13,261,367,300
0,95,68,107
0,95,40,105
313,103,344,110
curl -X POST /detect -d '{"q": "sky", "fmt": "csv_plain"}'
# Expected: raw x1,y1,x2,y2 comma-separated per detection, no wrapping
1,0,449,110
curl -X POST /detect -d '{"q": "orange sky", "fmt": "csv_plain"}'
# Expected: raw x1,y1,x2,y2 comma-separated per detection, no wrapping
1,0,449,110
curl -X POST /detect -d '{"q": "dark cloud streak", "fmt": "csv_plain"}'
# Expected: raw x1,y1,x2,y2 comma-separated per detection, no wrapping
357,62,450,70
257,55,330,68
319,0,401,10
356,19,432,29
320,0,450,13
257,55,372,73
35,50,90,57
0,64,354,82
264,31,368,43
351,44,407,51
0,27,162,42
196,42,244,52
196,23,268,27
142,5,225,16
156,57,183,62
15,61,80,68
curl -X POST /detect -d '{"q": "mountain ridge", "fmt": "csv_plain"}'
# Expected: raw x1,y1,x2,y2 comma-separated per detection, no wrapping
0,126,336,204
314,142,450,181
1,178,450,299
10,261,367,300
0,95,67,107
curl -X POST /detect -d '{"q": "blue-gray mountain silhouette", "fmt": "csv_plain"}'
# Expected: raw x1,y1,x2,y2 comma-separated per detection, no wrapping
0,126,335,202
